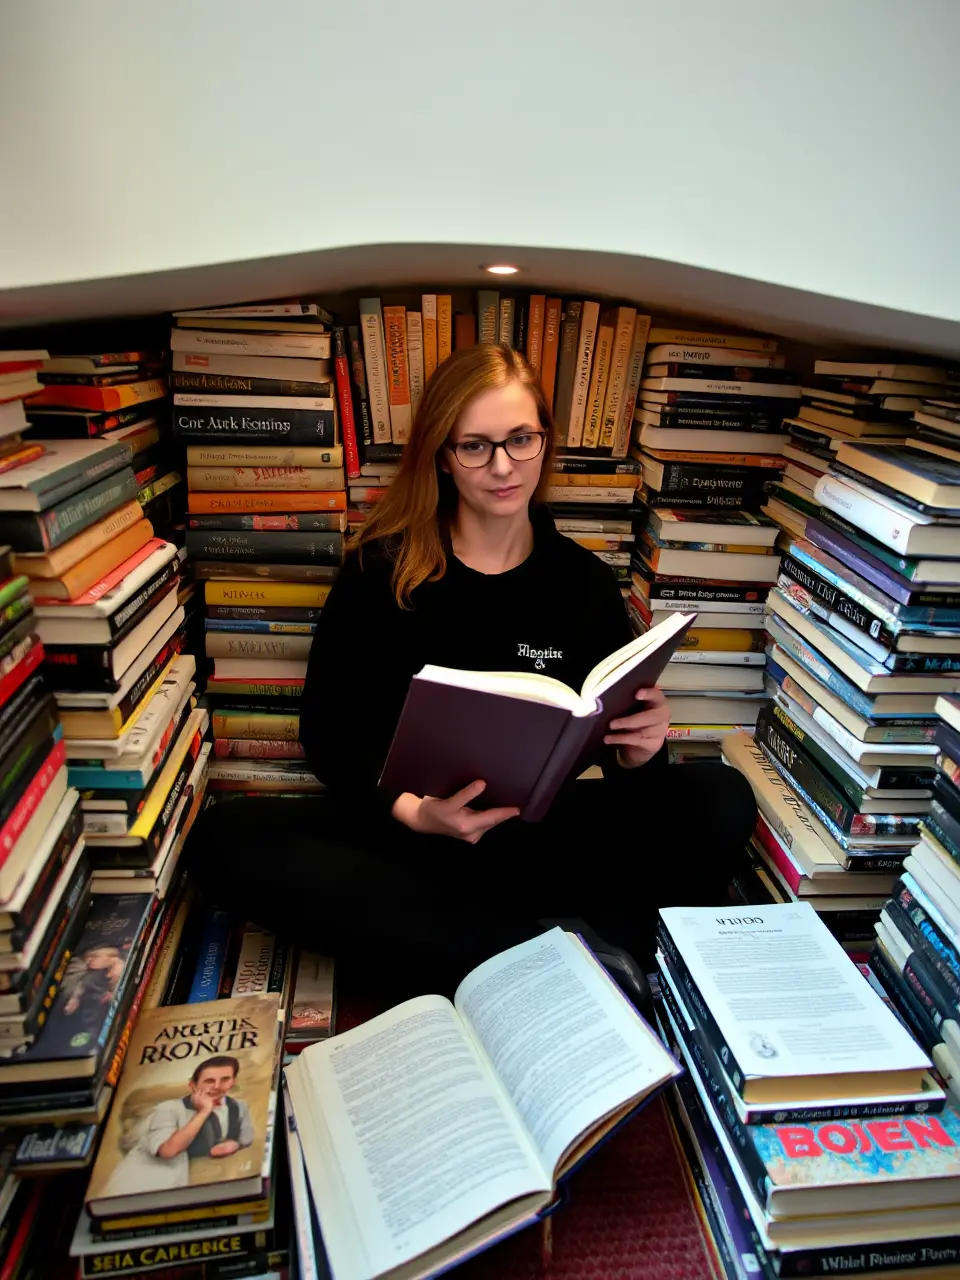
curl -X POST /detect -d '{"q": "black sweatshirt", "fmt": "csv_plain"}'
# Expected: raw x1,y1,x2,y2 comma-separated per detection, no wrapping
300,506,665,818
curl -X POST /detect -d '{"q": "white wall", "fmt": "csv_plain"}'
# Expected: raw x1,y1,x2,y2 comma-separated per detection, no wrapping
1,0,958,322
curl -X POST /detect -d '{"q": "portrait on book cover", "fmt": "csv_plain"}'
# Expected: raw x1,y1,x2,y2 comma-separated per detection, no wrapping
87,996,276,1202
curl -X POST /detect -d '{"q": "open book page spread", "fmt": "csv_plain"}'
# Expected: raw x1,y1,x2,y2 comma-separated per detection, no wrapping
660,904,930,1083
455,928,679,1176
285,994,549,1280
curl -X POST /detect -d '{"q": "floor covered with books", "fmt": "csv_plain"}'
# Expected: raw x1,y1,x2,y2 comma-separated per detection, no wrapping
0,292,959,1280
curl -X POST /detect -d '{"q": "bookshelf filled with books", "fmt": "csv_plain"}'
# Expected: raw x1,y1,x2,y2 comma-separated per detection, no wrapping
1,282,960,1280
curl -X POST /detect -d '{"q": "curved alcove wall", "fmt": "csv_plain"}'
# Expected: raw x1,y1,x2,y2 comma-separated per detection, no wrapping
1,0,959,351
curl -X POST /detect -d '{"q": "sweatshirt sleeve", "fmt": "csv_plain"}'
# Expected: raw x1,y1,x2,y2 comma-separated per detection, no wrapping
576,557,670,776
299,549,413,816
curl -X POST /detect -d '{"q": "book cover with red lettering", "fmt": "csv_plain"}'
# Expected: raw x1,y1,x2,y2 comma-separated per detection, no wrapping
85,995,279,1216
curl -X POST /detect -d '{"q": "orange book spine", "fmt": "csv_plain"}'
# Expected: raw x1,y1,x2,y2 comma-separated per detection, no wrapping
188,491,347,514
525,295,546,374
437,296,453,363
422,295,439,383
30,377,166,411
382,305,412,444
540,297,562,407
454,312,476,350
634,446,786,468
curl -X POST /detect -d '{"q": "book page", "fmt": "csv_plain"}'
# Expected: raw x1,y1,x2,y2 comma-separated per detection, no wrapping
285,995,549,1280
455,929,676,1177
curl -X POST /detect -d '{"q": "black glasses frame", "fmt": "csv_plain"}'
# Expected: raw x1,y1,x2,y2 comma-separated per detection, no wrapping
446,431,547,469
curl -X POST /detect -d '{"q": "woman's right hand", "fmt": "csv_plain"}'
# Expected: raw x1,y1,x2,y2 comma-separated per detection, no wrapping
392,780,519,843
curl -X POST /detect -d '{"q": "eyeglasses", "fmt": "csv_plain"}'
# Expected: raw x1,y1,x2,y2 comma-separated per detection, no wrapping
446,431,547,469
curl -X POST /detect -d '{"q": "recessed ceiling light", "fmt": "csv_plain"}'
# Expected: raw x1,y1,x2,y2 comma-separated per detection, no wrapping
484,264,519,275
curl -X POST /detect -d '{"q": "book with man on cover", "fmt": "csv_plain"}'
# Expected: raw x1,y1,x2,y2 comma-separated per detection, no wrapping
285,927,679,1280
379,610,695,821
85,995,280,1216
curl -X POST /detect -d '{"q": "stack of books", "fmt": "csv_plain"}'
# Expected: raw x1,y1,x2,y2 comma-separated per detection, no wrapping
171,301,343,796
0,347,47,476
732,413,960,945
763,359,949,541
548,452,641,585
655,903,960,1280
628,326,796,757
870,690,960,1115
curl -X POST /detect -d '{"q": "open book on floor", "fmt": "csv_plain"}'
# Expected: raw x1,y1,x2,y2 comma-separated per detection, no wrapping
379,610,696,821
284,927,680,1280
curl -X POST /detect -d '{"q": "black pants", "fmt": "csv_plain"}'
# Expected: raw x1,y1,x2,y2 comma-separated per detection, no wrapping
186,762,755,993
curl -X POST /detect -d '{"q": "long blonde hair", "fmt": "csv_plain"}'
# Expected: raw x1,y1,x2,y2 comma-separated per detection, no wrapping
353,343,555,606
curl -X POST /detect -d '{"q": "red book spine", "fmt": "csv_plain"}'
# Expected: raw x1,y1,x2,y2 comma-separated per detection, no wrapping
0,638,44,709
333,328,361,480
0,738,66,863
752,814,802,894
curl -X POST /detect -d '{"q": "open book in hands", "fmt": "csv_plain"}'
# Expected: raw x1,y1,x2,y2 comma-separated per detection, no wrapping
379,610,697,820
284,928,680,1280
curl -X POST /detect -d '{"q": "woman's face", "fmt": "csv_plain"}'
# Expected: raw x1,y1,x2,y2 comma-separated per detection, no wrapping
443,381,545,521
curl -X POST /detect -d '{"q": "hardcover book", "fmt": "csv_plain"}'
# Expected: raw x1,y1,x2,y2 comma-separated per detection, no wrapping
85,994,280,1216
379,611,694,821
285,927,679,1280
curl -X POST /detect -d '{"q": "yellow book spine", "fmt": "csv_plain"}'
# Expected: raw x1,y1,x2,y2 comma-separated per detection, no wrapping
599,307,638,449
421,295,439,382
549,472,638,488
566,301,600,448
128,708,206,840
213,713,300,740
204,581,331,607
437,296,453,363
677,628,766,652
186,445,343,469
186,467,344,492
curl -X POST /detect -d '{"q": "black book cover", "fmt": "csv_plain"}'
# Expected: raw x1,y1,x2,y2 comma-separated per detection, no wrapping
754,706,860,835
640,404,783,428
11,895,152,1070
642,391,797,412
552,455,640,475
644,580,765,604
652,461,767,494
647,363,798,385
206,604,324,624
185,530,342,565
780,554,895,650
23,405,155,439
347,325,373,450
170,370,331,397
884,896,960,1011
936,718,960,763
890,881,960,1006
869,945,940,1055
174,405,336,447
360,443,403,463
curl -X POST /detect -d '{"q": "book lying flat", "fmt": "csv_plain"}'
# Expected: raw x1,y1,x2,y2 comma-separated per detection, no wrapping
285,927,679,1280
379,610,695,821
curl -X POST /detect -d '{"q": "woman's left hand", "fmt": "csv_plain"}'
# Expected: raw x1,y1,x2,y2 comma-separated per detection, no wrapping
604,686,671,769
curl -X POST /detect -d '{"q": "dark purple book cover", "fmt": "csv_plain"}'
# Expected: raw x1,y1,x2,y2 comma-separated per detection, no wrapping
805,516,915,604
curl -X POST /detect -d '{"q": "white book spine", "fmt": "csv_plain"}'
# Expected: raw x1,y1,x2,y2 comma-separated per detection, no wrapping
647,345,786,368
406,312,425,421
231,929,276,997
813,474,921,555
359,301,392,445
172,352,330,382
170,329,330,359
566,301,600,448
641,377,801,398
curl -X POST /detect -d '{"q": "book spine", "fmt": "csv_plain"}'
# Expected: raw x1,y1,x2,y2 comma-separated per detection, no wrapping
194,561,338,583
331,328,361,480
648,327,777,351
171,328,328,359
173,405,336,447
755,706,859,834
185,466,343,492
358,300,392,444
781,554,893,650
205,618,315,636
886,896,960,1010
766,614,877,720
205,632,312,661
525,295,545,372
104,896,182,1084
539,297,562,407
204,580,330,607
498,296,515,349
19,501,141,578
186,907,233,1002
23,470,137,553
421,295,439,381
766,700,867,808
186,445,342,470
188,491,346,515
903,947,960,1028
815,476,919,557
31,378,166,412
513,297,527,360
454,311,476,349
477,291,500,344
613,314,652,458
0,739,65,860
207,604,323,623
382,305,412,443
436,295,453,363
214,738,305,760
185,530,342,564
871,942,941,1054
566,301,600,448
597,307,636,450
212,712,300,739
189,512,342,532
581,321,614,449
230,927,276,996
346,325,373,450
0,640,44,706
405,311,425,425
551,301,582,436
169,371,330,397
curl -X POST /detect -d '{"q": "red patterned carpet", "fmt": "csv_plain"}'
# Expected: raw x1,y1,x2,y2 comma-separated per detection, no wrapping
338,985,720,1280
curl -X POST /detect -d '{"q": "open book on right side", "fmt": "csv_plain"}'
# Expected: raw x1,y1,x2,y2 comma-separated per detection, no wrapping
284,927,680,1280
379,609,696,821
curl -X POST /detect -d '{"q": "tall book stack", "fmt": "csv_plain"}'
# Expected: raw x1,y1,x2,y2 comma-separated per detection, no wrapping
654,904,960,1280
731,390,960,948
628,327,796,760
171,302,344,797
0,347,47,476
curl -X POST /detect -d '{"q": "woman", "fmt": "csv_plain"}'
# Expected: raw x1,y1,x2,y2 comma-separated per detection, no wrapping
193,344,755,988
